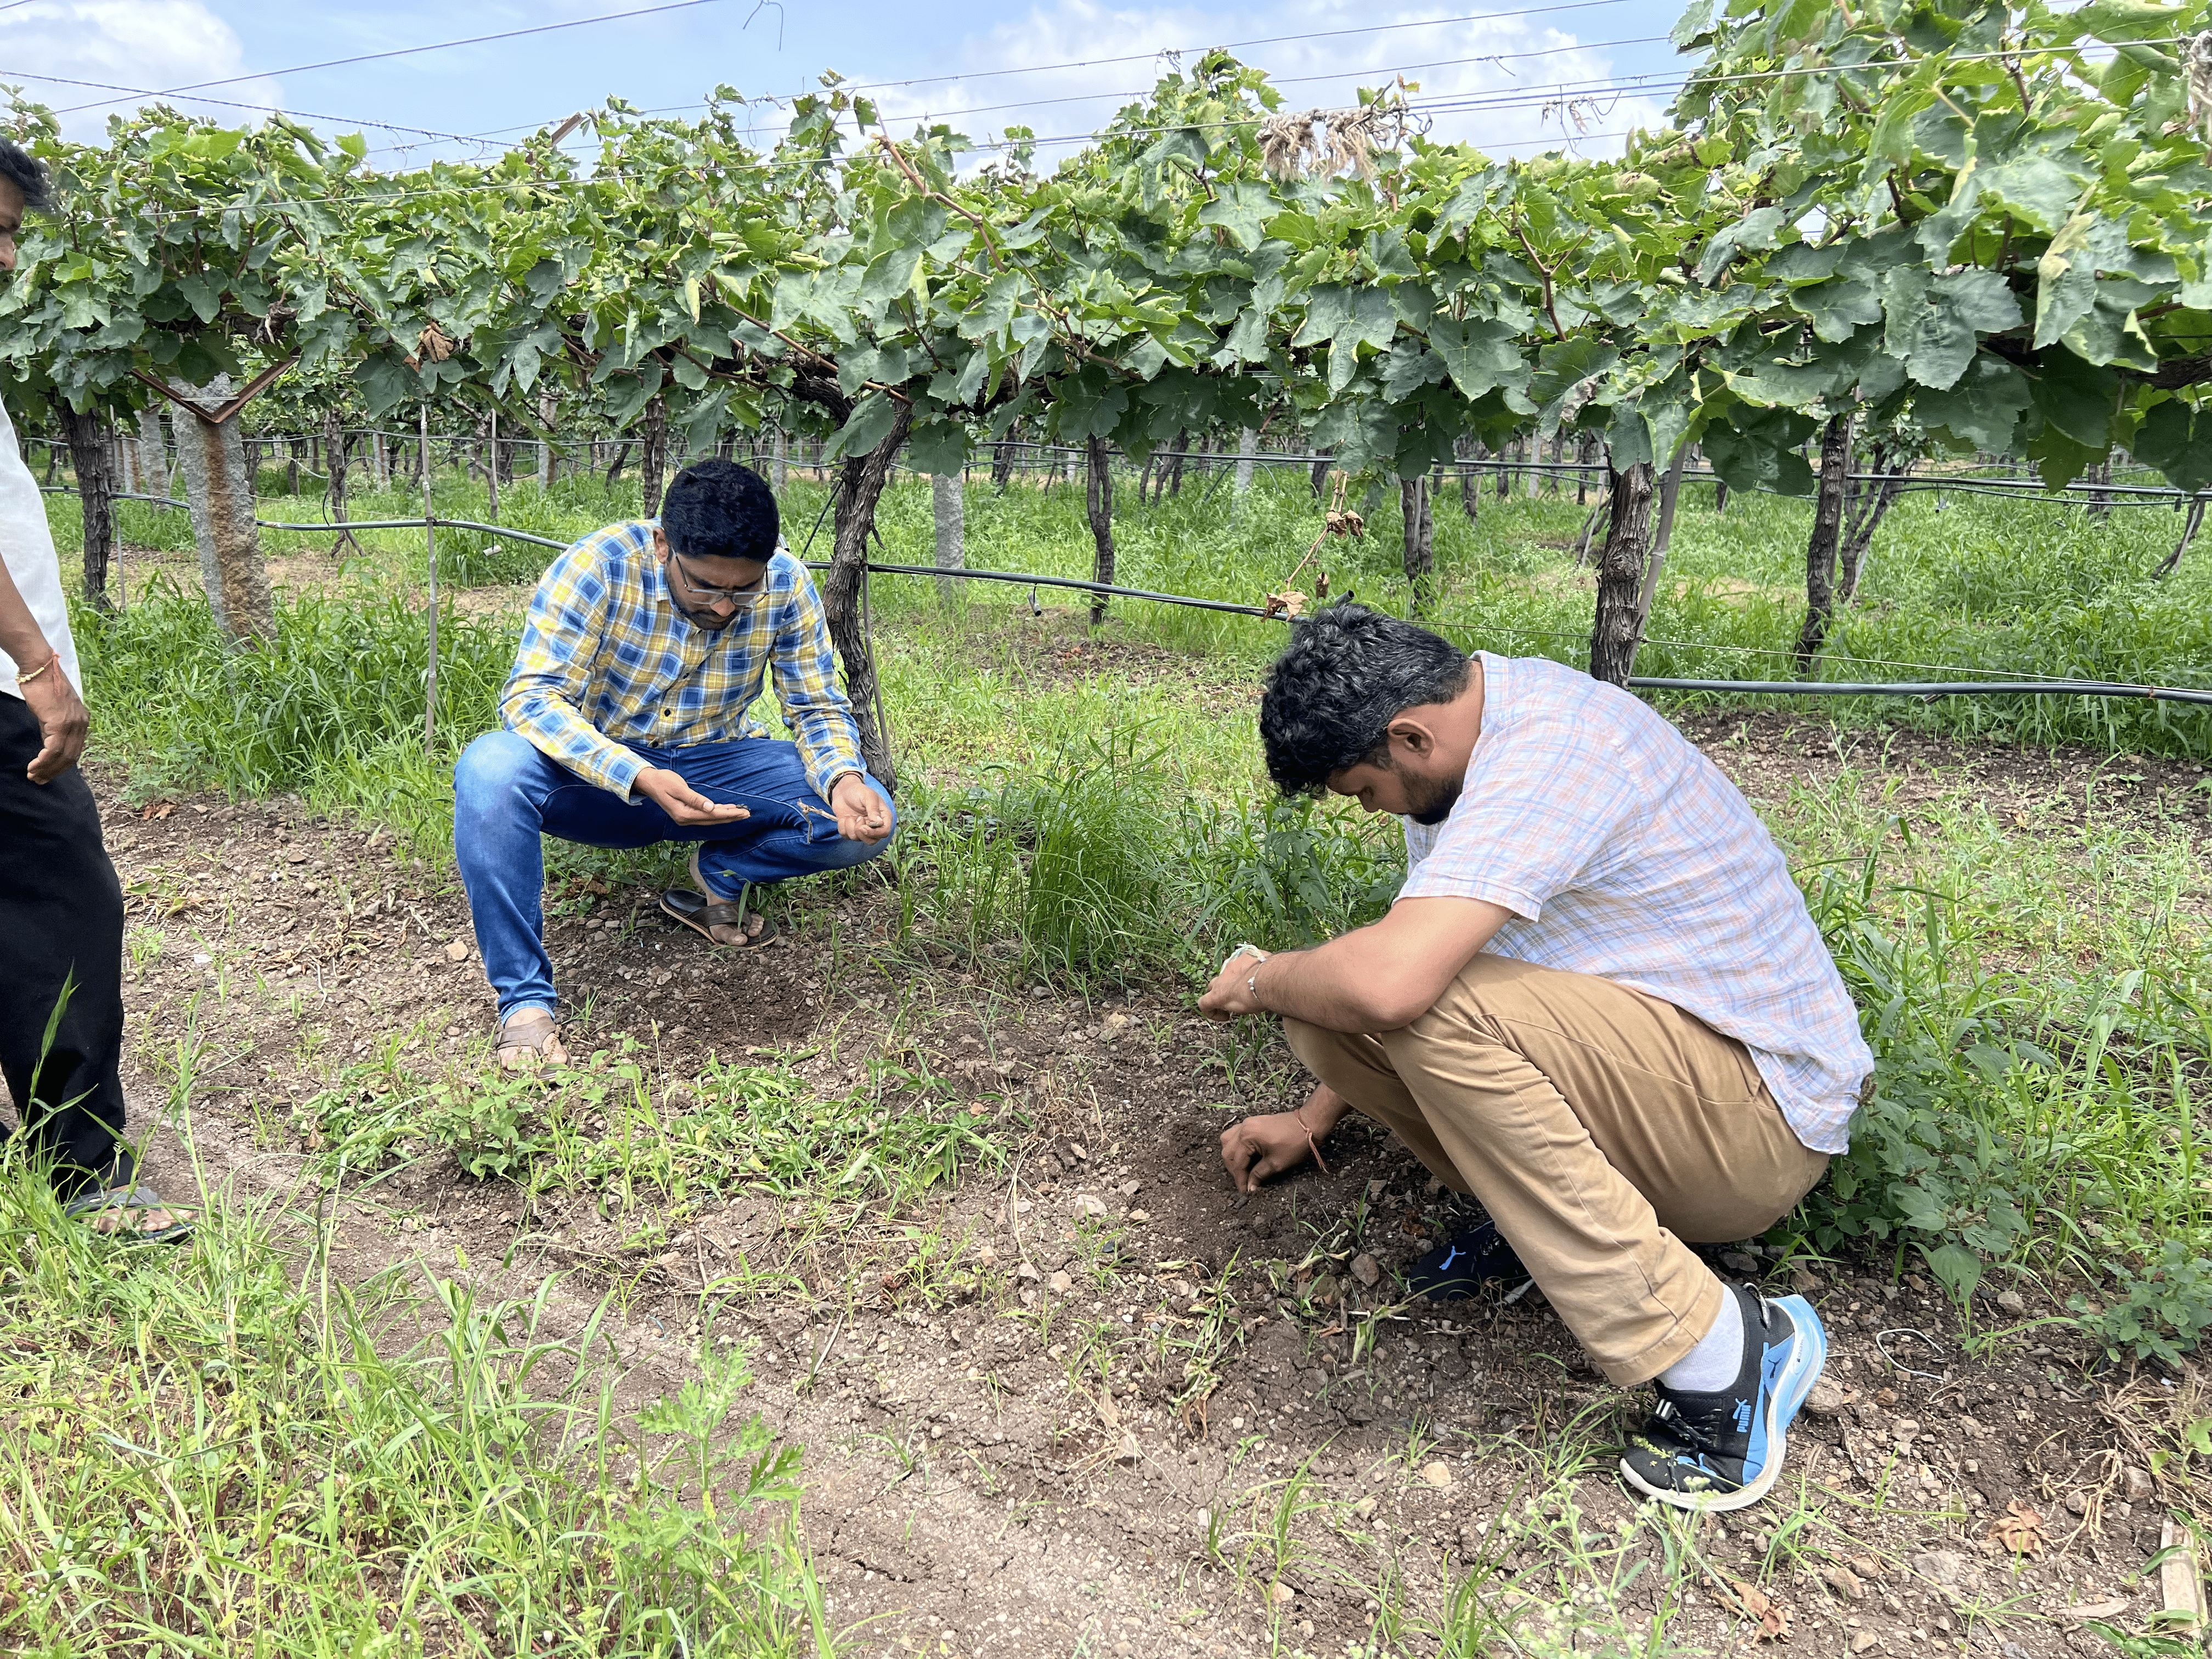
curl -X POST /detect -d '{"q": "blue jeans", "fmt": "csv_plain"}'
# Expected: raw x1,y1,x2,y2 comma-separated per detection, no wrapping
453,730,895,1020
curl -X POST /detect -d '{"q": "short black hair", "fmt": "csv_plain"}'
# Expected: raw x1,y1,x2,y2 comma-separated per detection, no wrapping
1259,602,1472,796
660,457,778,561
0,139,50,211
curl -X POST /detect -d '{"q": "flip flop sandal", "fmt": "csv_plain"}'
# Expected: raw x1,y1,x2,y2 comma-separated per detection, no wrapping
497,1008,568,1071
64,1184,196,1245
661,885,781,948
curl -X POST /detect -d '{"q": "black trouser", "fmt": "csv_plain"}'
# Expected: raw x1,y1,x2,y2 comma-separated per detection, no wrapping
0,693,128,1195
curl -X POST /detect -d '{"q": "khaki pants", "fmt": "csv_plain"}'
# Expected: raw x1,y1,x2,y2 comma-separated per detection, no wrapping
1285,954,1827,1386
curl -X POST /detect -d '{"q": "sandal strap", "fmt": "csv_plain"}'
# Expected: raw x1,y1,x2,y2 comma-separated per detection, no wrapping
696,902,752,929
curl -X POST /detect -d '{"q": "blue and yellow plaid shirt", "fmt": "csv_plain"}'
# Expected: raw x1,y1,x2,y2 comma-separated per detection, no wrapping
500,520,865,803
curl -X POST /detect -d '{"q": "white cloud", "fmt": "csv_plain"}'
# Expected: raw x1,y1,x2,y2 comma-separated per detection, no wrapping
870,0,1671,163
0,1,284,140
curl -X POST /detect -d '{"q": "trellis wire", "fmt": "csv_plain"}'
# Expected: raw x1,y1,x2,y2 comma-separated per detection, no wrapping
50,491,2212,710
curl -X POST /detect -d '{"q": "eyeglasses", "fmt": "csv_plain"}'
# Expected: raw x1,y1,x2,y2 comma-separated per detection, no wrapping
668,551,769,608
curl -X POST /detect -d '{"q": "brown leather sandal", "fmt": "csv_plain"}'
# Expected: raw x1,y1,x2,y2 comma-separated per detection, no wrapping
496,1008,569,1070
661,848,780,949
661,885,780,947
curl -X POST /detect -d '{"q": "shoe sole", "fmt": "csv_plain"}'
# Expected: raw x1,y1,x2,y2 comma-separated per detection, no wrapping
1620,1293,1827,1514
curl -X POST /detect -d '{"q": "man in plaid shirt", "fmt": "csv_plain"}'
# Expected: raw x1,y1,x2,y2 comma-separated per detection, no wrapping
453,459,893,1067
1202,603,1871,1513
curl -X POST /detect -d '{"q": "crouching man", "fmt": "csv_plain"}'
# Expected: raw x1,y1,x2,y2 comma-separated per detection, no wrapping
454,459,894,1068
1201,604,1871,1511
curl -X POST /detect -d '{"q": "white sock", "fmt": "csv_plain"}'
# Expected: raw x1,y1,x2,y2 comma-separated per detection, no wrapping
1660,1286,1746,1394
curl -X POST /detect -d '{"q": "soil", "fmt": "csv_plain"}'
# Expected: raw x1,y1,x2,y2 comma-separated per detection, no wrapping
91,710,2212,1658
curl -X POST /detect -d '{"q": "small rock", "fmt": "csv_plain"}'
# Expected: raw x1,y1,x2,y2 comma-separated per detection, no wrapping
1129,1209,1152,1223
1016,1261,1040,1281
1719,1250,1758,1274
2063,1489,2089,1516
1874,1387,1899,1407
1114,1432,1141,1466
1995,1288,2027,1315
1911,1549,1962,1585
1268,1582,1295,1605
1848,1633,1879,1655
1350,1252,1381,1288
2124,1466,2154,1500
1048,1271,1073,1295
444,939,470,961
1352,1497,1379,1520
1804,1379,1849,1418
1818,1564,1866,1600
1419,1461,1453,1489
1072,1194,1109,1219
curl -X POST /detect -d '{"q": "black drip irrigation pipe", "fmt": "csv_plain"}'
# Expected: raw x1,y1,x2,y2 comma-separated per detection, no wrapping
1625,676,2212,708
49,489,2211,711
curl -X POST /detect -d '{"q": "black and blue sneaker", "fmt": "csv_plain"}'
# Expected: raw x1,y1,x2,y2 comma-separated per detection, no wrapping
1405,1220,1533,1301
1619,1283,1828,1512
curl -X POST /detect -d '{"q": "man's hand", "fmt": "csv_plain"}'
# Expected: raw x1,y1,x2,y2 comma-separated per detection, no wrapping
830,772,892,843
20,659,87,784
1220,1087,1350,1193
1198,946,1271,1020
634,766,751,827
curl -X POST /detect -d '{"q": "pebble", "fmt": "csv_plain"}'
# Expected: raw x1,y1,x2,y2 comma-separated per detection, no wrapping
1911,1549,1962,1585
1419,1461,1453,1489
1804,1379,1849,1417
1072,1194,1109,1218
1048,1271,1073,1295
1350,1252,1381,1288
1995,1288,2027,1314
445,939,469,961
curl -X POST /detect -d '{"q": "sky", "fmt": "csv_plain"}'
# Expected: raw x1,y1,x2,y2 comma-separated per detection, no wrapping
0,0,1703,170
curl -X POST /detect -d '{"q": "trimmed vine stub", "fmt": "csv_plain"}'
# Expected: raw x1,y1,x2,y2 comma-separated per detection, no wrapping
170,375,274,646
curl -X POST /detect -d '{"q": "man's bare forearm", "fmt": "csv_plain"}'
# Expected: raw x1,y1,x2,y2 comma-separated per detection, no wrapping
0,556,54,672
1248,943,1393,1031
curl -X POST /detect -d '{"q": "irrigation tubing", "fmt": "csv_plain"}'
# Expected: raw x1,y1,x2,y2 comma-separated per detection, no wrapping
1625,676,2212,708
47,489,2212,710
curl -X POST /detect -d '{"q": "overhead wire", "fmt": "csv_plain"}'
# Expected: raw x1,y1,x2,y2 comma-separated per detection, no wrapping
402,0,1667,152
49,0,736,116
0,70,497,145
862,37,1674,128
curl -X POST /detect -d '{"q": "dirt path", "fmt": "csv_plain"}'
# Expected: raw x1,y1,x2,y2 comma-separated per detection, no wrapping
97,719,2209,1658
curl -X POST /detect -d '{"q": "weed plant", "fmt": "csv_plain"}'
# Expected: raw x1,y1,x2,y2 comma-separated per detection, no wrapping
0,1159,831,1653
298,1034,1007,1220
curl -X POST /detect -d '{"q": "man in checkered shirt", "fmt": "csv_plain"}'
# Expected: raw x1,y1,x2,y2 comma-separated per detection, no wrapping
453,459,893,1069
1202,603,1871,1512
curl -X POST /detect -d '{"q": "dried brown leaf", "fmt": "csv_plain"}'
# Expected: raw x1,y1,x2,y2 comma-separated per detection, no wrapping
1989,1498,2047,1558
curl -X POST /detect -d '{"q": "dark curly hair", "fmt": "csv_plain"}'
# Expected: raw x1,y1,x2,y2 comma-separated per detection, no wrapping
0,140,49,212
1259,603,1472,797
660,457,778,562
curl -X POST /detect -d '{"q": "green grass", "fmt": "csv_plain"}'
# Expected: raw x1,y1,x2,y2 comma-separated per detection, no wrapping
0,1151,832,1655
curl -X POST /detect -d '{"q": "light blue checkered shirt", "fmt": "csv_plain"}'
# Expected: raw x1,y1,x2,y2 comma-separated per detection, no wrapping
1401,653,1872,1154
